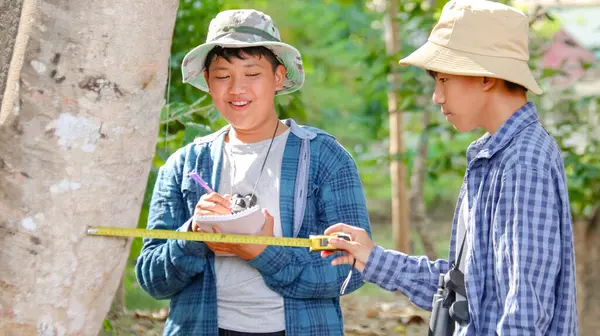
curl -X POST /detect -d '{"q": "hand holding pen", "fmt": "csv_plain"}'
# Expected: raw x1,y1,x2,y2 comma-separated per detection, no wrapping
188,172,215,194
188,173,232,226
188,172,274,259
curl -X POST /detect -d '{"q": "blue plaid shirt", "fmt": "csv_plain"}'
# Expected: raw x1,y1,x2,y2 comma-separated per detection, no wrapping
363,102,578,335
136,119,370,335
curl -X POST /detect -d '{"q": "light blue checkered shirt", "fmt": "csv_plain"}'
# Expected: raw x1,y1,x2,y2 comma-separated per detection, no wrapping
362,102,578,335
136,119,370,335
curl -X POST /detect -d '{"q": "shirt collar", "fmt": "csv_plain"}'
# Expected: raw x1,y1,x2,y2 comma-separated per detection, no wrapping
466,102,539,165
194,118,316,145
283,118,317,140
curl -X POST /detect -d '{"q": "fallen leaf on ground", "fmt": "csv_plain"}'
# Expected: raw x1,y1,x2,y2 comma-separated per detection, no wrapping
402,315,425,325
366,309,379,318
393,324,406,334
134,308,169,321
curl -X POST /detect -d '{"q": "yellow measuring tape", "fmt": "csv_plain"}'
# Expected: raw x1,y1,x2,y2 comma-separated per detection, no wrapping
86,226,351,252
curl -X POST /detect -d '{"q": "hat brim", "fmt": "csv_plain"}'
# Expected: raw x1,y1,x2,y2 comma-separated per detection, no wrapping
399,41,542,95
181,34,304,96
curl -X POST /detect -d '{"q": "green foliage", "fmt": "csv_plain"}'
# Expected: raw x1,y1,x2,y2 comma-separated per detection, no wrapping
528,13,600,219
542,97,600,218
168,0,221,106
103,319,113,332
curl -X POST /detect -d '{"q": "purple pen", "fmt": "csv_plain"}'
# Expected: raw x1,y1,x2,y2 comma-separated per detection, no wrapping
188,172,215,194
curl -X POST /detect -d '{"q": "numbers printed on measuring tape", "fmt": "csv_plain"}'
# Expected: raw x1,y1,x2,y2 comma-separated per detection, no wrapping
87,227,352,252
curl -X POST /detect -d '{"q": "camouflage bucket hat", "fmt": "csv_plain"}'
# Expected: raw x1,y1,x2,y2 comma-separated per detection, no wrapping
181,9,305,95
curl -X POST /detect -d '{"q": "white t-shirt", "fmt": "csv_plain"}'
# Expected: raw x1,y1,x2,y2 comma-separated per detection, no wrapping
214,129,290,332
455,193,470,302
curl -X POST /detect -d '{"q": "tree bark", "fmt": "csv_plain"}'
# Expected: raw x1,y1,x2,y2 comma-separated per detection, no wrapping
0,0,25,105
0,0,178,334
409,109,436,260
384,0,410,253
574,207,600,336
107,276,125,319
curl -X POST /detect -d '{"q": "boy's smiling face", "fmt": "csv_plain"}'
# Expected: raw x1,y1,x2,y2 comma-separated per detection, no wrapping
205,53,286,131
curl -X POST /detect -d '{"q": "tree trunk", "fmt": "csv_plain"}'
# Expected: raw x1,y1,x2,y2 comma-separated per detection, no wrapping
107,276,125,319
0,0,178,334
409,109,436,260
0,0,25,105
574,207,600,336
384,0,410,253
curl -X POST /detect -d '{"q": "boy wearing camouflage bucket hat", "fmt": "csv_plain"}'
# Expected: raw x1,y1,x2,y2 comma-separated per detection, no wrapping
136,9,371,336
322,1,578,335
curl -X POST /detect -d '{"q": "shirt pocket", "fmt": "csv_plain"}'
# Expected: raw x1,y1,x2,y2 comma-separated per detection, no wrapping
305,181,319,205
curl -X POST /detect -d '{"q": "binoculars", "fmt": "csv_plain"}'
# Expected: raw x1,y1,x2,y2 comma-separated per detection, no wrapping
429,268,470,336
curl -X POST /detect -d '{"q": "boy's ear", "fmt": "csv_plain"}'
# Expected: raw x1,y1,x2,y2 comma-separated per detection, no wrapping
482,76,498,92
204,71,210,91
274,64,286,92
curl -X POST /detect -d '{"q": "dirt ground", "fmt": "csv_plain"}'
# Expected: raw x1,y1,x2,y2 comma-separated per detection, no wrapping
341,294,430,336
102,294,430,336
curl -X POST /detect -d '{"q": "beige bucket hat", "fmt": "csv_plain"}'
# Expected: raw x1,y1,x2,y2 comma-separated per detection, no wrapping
399,0,542,94
181,9,304,95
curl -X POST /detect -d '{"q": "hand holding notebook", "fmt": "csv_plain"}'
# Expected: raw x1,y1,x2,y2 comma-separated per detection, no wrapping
189,172,265,235
193,204,265,235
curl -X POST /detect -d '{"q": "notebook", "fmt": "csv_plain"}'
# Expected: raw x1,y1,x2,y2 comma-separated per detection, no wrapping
193,205,265,235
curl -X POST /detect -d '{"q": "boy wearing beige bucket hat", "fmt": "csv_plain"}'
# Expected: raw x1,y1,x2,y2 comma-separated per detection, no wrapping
136,8,371,336
322,1,578,335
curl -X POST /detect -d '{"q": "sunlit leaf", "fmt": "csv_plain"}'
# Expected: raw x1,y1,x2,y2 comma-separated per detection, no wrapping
182,122,213,145
103,319,113,332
